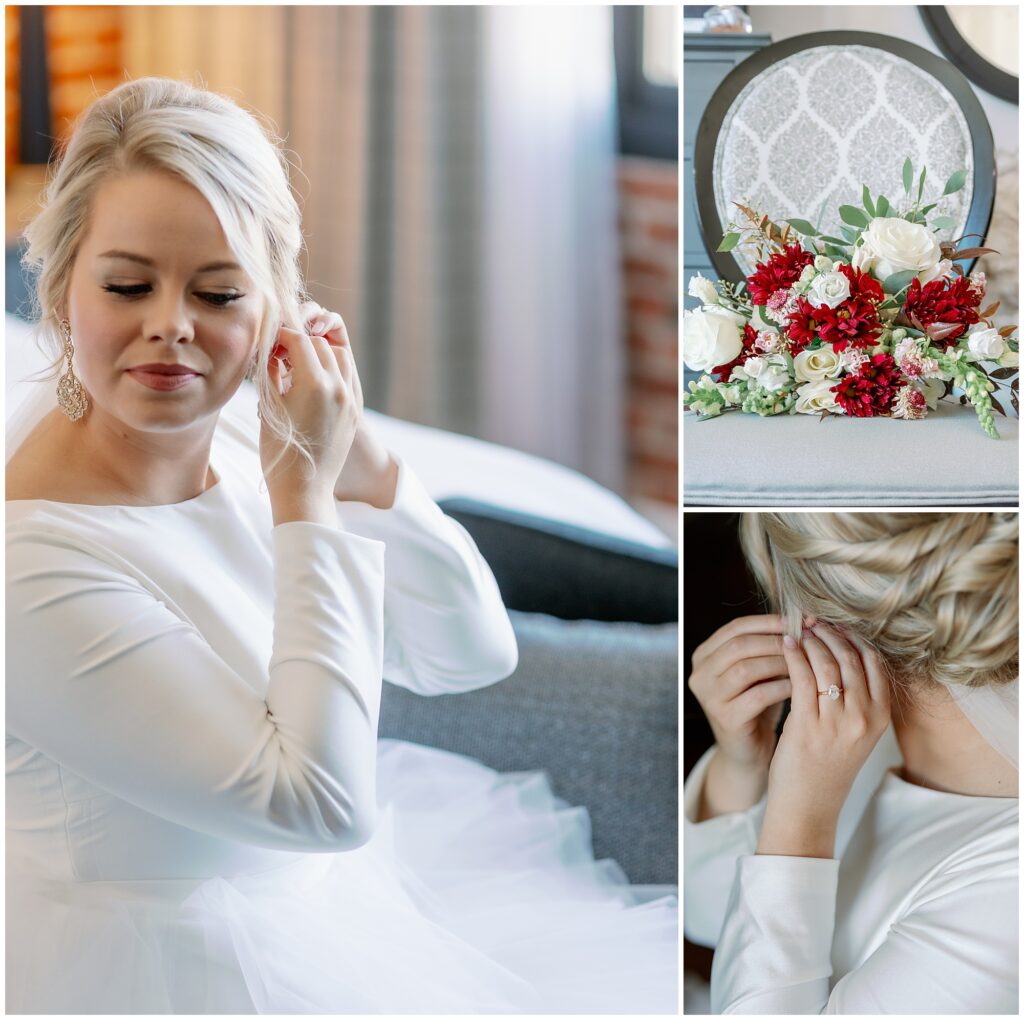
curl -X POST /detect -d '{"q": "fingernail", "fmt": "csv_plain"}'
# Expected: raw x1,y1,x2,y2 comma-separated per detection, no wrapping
311,320,325,333
783,634,797,649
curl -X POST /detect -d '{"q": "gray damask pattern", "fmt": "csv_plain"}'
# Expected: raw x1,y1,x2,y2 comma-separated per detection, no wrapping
713,45,975,276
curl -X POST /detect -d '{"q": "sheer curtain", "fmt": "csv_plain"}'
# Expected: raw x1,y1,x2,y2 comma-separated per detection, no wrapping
123,6,625,492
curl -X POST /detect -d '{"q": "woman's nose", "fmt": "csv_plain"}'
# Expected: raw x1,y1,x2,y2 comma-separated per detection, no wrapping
146,297,195,345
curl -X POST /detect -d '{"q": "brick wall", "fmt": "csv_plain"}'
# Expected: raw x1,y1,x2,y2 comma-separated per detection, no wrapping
618,155,678,509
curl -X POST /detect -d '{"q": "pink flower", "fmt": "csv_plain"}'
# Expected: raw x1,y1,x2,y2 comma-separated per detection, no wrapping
754,329,782,353
891,385,928,420
968,271,987,306
893,337,940,379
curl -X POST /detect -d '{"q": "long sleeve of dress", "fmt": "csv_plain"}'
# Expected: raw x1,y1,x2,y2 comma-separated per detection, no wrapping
7,520,386,853
683,745,767,948
710,851,1018,1014
335,454,518,695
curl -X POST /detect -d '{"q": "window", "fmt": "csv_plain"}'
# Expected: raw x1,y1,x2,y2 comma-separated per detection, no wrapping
614,6,678,160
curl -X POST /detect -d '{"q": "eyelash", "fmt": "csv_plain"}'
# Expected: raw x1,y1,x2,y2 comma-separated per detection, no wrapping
102,284,243,308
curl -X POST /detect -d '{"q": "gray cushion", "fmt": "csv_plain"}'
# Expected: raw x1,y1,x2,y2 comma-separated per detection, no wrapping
437,497,677,624
379,610,678,886
684,400,1018,505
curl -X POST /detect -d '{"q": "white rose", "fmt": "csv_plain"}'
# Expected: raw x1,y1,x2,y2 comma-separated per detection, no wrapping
966,325,1005,361
807,271,851,309
683,306,744,372
794,379,843,415
794,346,842,382
687,274,720,305
851,216,941,283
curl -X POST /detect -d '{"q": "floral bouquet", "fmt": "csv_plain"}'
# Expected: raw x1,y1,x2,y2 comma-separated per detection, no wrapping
683,160,1018,438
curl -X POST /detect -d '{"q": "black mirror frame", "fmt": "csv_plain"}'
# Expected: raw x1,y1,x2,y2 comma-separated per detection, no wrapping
694,30,996,283
919,6,1019,106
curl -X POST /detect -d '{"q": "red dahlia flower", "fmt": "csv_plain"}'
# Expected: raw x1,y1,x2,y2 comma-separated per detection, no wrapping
787,296,881,353
902,275,980,348
830,353,901,417
838,262,884,303
713,323,758,382
747,245,814,305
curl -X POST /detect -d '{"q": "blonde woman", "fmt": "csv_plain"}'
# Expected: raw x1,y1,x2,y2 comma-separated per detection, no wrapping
6,77,677,1013
686,513,1017,1014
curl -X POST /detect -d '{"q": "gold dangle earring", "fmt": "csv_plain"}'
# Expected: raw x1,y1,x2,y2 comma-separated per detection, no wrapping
57,318,88,422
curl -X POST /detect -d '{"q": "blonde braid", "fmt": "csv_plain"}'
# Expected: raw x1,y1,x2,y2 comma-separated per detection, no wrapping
740,513,1018,695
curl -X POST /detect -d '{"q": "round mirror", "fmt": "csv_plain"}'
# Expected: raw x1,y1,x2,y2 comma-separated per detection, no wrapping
948,6,1018,76
920,5,1019,104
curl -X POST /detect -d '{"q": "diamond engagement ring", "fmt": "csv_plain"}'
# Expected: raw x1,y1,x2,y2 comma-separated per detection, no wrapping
818,684,844,701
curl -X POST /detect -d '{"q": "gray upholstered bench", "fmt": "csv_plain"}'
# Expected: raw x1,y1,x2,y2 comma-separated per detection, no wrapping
683,401,1018,506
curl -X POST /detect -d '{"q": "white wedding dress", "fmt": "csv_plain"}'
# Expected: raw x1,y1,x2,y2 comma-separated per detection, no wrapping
6,387,678,1014
685,731,1017,1013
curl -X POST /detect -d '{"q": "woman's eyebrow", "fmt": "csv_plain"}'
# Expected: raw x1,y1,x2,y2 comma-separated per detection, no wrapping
98,249,242,273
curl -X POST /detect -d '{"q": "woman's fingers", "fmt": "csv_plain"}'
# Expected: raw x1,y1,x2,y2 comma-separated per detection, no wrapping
693,614,788,667
844,631,891,711
809,624,869,710
275,326,323,379
720,656,790,702
782,633,819,719
729,677,793,720
801,629,846,706
705,634,787,687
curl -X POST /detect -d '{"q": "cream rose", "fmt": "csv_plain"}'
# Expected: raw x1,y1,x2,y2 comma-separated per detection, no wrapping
807,271,851,309
793,346,842,382
683,306,744,372
687,274,720,305
794,379,843,415
851,216,941,283
966,325,1006,361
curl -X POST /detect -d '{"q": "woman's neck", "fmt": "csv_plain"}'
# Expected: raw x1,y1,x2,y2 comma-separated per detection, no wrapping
892,683,1018,798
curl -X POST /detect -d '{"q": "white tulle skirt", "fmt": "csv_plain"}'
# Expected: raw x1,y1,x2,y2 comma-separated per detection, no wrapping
7,740,678,1014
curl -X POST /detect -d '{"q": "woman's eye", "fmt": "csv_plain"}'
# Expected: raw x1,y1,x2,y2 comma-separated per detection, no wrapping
102,284,243,307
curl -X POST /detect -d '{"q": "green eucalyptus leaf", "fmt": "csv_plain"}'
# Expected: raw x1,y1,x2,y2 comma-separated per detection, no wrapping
785,218,820,236
876,195,891,217
902,158,914,194
839,205,869,228
930,214,958,230
884,270,918,294
824,243,848,259
862,185,875,218
943,169,967,196
718,232,741,253
839,224,860,244
916,166,927,203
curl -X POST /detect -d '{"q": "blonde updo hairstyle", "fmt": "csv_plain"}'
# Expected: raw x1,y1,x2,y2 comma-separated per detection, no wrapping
20,75,313,474
740,513,1018,712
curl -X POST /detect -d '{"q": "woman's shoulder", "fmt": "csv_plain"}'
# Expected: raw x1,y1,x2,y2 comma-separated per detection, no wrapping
6,411,97,505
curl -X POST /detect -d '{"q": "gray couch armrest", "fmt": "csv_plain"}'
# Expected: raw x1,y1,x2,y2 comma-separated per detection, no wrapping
379,610,678,886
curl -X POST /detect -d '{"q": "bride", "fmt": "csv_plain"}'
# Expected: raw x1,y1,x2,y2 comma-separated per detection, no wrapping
685,512,1017,1014
5,76,678,1013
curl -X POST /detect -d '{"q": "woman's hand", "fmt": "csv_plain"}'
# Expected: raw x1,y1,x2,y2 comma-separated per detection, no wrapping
688,614,793,776
298,302,398,508
757,621,891,858
259,321,360,524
